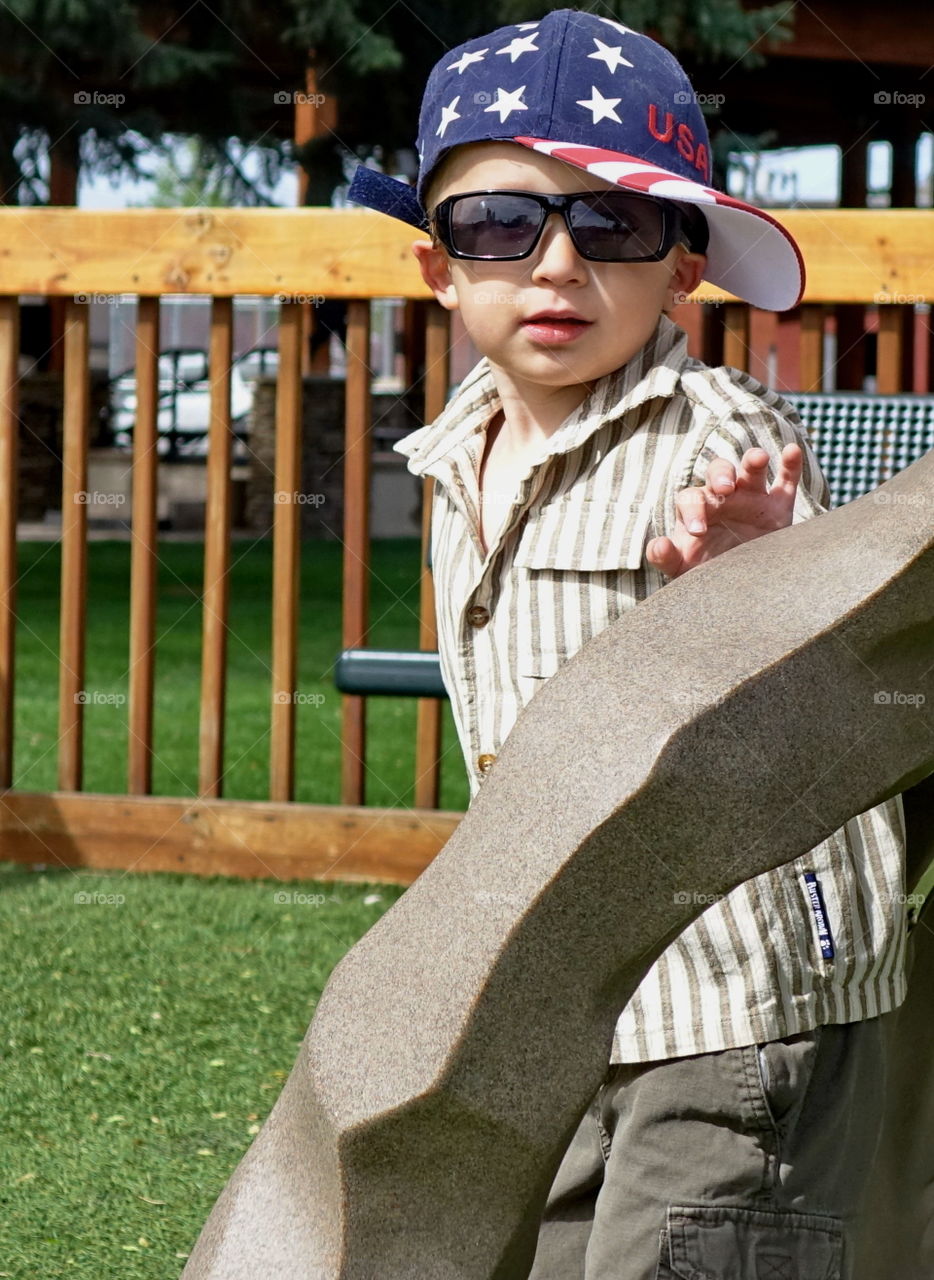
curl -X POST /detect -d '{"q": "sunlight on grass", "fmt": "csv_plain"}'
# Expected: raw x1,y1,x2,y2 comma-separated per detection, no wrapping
0,862,405,1278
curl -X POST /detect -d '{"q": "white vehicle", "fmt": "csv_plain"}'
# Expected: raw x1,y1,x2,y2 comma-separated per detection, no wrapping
109,349,258,459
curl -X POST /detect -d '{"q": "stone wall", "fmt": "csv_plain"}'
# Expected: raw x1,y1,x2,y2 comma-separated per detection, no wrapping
18,371,110,520
245,376,424,540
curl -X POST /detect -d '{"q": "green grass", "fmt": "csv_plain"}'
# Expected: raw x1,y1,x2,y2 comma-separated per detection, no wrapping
13,537,470,812
0,861,405,1277
2,536,471,1274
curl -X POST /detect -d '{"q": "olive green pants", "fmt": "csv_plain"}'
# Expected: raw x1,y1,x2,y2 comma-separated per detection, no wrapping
529,1018,887,1280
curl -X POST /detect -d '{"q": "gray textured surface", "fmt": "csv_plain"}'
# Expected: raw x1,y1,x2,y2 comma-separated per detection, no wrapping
182,451,934,1280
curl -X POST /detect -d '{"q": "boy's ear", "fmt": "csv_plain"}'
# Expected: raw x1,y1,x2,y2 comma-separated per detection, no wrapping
412,239,459,311
668,251,707,308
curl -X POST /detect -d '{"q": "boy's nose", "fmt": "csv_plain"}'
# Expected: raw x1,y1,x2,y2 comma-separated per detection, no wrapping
529,213,588,285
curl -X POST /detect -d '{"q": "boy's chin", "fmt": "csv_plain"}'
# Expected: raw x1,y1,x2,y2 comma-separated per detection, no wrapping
488,345,635,385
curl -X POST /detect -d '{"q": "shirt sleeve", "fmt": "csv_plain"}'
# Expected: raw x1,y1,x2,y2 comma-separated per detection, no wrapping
685,400,830,524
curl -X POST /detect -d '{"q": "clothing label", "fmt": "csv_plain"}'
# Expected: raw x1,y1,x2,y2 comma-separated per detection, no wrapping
804,872,835,960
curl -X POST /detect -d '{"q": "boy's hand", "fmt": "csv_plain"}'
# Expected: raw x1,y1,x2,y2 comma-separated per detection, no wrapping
646,444,804,580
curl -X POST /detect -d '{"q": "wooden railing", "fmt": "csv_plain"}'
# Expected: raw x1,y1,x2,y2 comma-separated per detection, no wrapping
0,207,931,884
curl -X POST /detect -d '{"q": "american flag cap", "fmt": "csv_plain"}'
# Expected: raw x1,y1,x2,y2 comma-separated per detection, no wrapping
348,9,804,312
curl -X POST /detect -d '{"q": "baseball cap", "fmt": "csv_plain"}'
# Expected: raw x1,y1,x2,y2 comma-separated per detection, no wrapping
347,9,805,312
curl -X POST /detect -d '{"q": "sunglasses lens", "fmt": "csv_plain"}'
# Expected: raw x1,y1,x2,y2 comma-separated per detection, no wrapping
438,191,675,261
447,194,543,257
569,194,667,260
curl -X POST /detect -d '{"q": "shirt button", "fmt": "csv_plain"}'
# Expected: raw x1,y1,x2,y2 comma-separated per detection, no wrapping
466,604,491,627
477,753,497,776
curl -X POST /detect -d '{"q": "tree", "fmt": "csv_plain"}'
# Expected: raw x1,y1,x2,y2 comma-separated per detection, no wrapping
294,0,795,193
0,0,303,204
0,0,794,206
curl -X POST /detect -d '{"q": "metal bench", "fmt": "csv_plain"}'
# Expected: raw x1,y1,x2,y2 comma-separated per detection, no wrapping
332,648,447,699
334,393,934,698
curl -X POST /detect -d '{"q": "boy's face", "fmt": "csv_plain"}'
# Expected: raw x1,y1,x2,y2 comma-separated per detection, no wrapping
413,142,706,399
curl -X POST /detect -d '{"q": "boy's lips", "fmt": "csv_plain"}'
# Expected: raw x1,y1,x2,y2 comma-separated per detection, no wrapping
521,311,593,344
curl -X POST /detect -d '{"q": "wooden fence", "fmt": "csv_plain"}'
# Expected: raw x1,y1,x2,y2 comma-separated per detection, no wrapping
0,207,931,884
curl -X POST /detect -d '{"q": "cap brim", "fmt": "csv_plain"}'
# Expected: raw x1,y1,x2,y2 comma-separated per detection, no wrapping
346,165,429,232
515,139,805,312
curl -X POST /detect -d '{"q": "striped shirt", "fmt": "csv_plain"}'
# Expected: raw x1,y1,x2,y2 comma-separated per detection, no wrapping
394,313,907,1064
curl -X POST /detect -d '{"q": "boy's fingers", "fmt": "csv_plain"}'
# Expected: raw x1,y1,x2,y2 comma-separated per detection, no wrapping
735,447,771,491
646,535,685,578
771,442,804,497
675,486,712,535
705,459,737,496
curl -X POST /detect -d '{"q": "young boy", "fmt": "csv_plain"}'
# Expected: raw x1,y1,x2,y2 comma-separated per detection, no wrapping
349,10,906,1277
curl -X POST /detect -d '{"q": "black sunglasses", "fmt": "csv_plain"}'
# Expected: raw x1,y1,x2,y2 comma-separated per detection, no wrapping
430,188,706,263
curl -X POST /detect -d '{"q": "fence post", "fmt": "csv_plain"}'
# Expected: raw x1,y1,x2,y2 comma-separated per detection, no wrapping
341,300,372,805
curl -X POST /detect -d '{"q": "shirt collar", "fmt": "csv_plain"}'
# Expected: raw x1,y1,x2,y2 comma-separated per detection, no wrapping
394,314,690,477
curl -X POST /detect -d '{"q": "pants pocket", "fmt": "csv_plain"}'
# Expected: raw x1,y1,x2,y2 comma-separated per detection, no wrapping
659,1204,843,1280
754,1028,823,1134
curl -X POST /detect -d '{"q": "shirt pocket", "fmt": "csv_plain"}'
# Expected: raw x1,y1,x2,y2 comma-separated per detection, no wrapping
512,494,655,572
662,1204,844,1280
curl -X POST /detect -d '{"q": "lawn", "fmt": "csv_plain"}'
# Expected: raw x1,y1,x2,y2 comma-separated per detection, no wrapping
13,536,470,812
0,861,404,1278
1,535,470,1276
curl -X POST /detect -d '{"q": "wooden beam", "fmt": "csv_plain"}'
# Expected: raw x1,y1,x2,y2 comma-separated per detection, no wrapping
127,297,160,794
269,301,304,802
722,304,751,371
0,209,927,304
877,304,915,394
798,305,825,392
0,790,461,886
58,299,90,791
341,301,372,806
415,304,450,811
0,209,433,298
0,297,18,790
198,298,234,798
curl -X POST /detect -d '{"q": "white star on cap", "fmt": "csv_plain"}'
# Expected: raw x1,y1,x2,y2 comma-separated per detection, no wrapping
588,38,633,74
447,48,487,74
515,22,539,29
436,96,461,137
495,33,539,61
577,85,622,124
484,84,529,122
